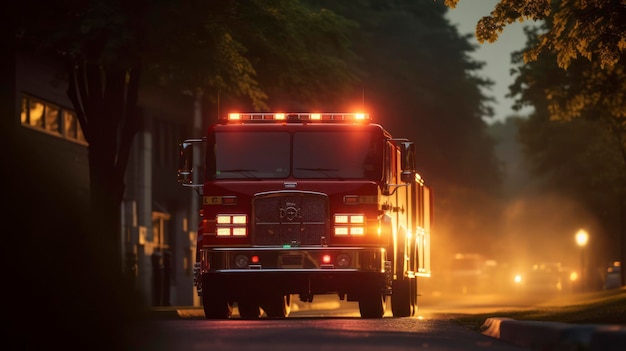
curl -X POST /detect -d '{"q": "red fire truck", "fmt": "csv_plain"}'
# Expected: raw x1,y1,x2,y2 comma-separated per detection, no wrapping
178,112,433,319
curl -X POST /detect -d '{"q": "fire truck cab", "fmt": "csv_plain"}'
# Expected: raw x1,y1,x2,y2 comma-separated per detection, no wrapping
178,112,432,319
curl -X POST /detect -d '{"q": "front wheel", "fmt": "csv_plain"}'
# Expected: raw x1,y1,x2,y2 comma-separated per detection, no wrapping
237,299,261,319
391,278,412,317
358,291,385,318
202,287,232,319
261,294,291,318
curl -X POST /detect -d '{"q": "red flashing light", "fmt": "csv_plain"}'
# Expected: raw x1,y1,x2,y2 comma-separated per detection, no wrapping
224,112,370,123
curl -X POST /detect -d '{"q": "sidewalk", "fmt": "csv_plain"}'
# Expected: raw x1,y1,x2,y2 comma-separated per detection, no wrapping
479,287,626,350
481,317,625,351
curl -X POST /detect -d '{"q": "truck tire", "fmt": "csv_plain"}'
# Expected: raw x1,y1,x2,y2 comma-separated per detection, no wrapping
391,278,412,317
358,291,385,318
202,289,232,319
410,240,419,316
410,278,418,316
237,300,261,319
261,294,291,318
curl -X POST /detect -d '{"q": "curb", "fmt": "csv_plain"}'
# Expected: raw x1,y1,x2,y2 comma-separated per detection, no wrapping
482,317,626,351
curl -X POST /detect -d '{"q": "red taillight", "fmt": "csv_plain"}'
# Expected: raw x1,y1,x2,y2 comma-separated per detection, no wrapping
322,254,332,264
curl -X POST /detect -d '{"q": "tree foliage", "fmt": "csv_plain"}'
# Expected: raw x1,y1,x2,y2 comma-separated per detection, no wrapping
444,0,625,70
444,0,626,136
447,0,626,283
510,24,626,265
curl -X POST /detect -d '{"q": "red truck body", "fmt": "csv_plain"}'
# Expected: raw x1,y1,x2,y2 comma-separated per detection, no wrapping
178,112,432,318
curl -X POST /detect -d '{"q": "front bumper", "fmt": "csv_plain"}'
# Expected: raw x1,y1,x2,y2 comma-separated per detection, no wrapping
195,246,390,299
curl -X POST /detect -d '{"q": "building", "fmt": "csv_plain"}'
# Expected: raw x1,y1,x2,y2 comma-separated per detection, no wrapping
11,49,200,307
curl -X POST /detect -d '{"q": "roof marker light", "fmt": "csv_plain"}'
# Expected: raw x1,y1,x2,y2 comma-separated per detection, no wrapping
224,112,370,123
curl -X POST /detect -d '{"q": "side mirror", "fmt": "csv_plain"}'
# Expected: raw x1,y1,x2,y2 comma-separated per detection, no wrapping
177,140,197,184
399,141,416,183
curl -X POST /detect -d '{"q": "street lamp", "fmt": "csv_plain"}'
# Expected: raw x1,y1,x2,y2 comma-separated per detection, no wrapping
576,229,589,291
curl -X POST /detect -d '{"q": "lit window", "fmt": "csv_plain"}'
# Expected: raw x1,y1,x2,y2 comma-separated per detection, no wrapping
29,100,44,128
45,104,61,134
63,110,85,142
20,94,87,144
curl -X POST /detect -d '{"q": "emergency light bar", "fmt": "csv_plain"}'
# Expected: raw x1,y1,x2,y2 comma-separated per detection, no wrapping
225,112,369,123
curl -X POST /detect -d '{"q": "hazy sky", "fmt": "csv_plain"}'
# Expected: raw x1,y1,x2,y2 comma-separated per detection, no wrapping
446,0,534,123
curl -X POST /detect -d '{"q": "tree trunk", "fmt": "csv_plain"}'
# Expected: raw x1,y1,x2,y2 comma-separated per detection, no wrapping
66,59,141,277
89,145,125,273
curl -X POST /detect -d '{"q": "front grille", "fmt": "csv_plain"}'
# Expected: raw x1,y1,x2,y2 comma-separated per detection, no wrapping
253,191,329,246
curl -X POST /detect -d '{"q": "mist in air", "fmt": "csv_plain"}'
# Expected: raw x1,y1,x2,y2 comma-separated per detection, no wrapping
422,155,605,298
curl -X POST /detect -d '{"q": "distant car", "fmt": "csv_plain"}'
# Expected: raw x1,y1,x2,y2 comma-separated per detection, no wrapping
604,261,622,290
513,262,577,294
444,253,498,294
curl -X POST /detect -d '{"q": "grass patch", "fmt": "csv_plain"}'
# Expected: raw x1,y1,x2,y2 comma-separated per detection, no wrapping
454,288,626,331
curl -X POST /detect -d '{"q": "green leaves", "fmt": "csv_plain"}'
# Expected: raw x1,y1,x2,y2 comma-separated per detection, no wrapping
452,0,624,70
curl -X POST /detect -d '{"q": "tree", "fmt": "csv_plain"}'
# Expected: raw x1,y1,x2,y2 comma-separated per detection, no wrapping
442,0,625,156
14,0,358,278
444,0,626,286
444,0,625,69
512,25,626,287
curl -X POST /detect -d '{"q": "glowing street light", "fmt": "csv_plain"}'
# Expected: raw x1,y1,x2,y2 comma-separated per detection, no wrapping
576,229,589,291
576,229,589,247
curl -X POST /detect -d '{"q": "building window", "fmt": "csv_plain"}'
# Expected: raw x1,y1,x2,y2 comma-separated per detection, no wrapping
20,94,87,144
64,110,85,141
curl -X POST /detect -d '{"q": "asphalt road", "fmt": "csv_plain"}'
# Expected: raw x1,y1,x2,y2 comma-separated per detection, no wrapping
138,295,626,351
134,312,529,350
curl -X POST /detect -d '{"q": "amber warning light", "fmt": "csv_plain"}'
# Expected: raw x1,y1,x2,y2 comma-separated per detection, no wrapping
226,112,369,123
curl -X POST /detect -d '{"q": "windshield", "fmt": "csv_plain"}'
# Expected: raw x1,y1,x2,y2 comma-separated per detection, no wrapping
293,131,381,179
211,130,382,180
213,132,290,179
